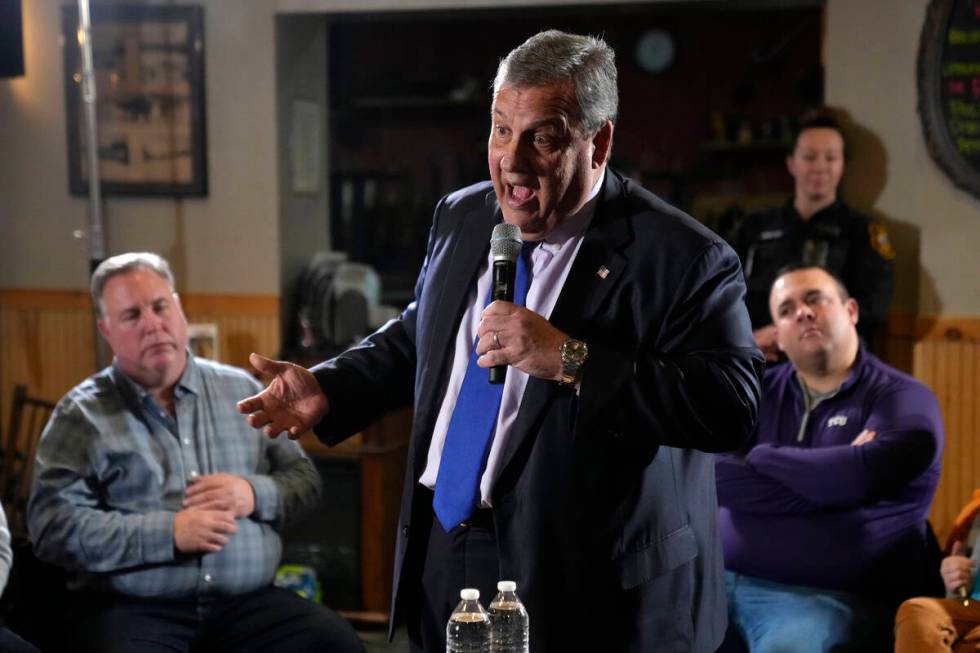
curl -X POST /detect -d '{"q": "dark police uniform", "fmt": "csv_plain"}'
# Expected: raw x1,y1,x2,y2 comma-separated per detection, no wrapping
730,200,895,344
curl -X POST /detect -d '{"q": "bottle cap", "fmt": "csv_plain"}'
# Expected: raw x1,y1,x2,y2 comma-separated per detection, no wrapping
460,588,480,600
497,580,516,592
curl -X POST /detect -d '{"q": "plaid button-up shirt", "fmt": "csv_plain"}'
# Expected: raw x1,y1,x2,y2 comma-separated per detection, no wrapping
27,354,321,599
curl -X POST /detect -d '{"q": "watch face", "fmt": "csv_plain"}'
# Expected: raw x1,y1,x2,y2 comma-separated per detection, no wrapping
561,339,588,363
635,29,675,74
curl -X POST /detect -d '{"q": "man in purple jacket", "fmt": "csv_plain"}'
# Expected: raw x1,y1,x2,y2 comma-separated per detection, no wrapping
716,266,944,652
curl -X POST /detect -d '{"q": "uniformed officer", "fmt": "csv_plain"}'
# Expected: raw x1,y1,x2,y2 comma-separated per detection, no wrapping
729,113,895,360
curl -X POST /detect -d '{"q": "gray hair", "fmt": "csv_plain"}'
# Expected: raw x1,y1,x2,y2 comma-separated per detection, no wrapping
493,30,618,134
91,252,175,316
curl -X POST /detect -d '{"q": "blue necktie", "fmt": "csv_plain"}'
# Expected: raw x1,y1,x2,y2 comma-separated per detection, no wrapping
433,242,533,531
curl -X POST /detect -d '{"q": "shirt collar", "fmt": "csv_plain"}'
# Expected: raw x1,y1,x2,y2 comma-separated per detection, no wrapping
110,348,201,402
793,345,867,400
538,170,604,255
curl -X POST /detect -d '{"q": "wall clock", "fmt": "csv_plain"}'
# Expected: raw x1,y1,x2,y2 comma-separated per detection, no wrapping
635,29,675,74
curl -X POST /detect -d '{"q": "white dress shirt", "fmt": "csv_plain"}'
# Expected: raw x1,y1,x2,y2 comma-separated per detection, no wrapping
419,173,604,507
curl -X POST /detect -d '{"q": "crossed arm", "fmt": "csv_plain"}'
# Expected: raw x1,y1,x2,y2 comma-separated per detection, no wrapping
717,385,942,515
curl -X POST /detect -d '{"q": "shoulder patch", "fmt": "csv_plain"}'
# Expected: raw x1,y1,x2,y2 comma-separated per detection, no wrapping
869,222,896,260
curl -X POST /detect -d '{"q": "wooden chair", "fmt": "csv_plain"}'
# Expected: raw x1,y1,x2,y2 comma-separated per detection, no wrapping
945,490,980,554
0,386,68,652
1,385,56,536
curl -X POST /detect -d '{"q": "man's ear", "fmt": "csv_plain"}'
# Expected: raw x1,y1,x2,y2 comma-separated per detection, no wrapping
845,297,859,325
592,121,614,169
97,317,109,340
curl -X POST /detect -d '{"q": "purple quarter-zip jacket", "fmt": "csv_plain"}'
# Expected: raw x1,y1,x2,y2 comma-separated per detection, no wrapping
716,349,944,602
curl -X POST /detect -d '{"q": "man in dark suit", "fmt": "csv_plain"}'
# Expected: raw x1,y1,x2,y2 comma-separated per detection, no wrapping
238,30,763,652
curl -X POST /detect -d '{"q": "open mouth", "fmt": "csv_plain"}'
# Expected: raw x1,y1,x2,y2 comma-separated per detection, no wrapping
506,184,537,210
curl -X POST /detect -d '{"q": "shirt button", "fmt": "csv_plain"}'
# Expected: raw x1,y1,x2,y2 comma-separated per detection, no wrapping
189,470,199,478
183,438,191,445
203,573,213,582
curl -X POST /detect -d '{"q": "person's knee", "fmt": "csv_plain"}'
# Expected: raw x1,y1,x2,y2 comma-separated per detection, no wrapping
751,606,854,653
752,622,841,653
300,607,364,653
896,596,944,623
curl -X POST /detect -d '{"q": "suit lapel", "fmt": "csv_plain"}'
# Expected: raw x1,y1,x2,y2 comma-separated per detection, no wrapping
495,171,633,479
412,191,501,474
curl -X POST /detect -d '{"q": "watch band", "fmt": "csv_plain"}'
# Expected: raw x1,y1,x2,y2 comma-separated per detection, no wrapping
559,339,588,386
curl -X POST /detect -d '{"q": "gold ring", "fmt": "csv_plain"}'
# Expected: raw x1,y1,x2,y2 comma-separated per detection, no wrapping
493,331,501,349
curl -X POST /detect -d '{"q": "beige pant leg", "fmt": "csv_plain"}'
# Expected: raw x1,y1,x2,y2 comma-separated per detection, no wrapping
895,597,980,653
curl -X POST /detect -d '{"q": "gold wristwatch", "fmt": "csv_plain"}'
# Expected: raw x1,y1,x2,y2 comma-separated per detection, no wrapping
558,339,588,386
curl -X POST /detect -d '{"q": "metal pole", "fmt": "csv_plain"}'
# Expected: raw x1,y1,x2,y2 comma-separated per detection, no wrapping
77,0,109,368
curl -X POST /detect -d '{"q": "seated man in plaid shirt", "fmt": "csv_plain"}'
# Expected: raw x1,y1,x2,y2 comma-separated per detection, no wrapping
27,252,362,653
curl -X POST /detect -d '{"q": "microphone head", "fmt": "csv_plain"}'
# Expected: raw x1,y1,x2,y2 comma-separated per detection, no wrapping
490,223,522,262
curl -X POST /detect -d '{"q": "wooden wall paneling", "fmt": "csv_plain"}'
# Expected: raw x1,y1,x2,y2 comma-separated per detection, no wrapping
0,301,95,436
180,294,281,371
1,290,279,433
919,330,980,542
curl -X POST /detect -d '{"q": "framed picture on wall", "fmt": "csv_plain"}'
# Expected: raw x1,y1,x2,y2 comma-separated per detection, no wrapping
61,4,207,196
187,323,219,361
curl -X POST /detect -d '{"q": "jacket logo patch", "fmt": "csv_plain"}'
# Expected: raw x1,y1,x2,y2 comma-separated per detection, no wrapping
827,415,848,427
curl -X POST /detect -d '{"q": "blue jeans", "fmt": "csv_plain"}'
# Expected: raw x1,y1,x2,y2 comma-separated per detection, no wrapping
724,571,893,653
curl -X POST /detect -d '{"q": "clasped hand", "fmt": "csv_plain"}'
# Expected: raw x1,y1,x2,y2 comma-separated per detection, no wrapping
173,473,255,554
475,301,567,381
941,541,977,596
183,473,255,517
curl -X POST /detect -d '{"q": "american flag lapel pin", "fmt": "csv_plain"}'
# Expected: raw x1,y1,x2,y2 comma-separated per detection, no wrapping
597,265,610,279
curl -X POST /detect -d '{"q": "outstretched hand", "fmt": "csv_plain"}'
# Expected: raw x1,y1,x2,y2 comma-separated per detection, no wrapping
237,353,329,439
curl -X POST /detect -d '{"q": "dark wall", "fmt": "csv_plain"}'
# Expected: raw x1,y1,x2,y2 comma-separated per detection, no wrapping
326,2,822,304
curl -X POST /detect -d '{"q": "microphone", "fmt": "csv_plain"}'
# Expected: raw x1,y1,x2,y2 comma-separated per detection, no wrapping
488,223,522,384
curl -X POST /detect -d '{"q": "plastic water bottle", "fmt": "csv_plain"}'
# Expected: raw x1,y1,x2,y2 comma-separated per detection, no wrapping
446,588,490,653
488,580,529,653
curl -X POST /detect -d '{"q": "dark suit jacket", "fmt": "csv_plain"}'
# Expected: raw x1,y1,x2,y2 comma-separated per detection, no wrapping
313,170,763,652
